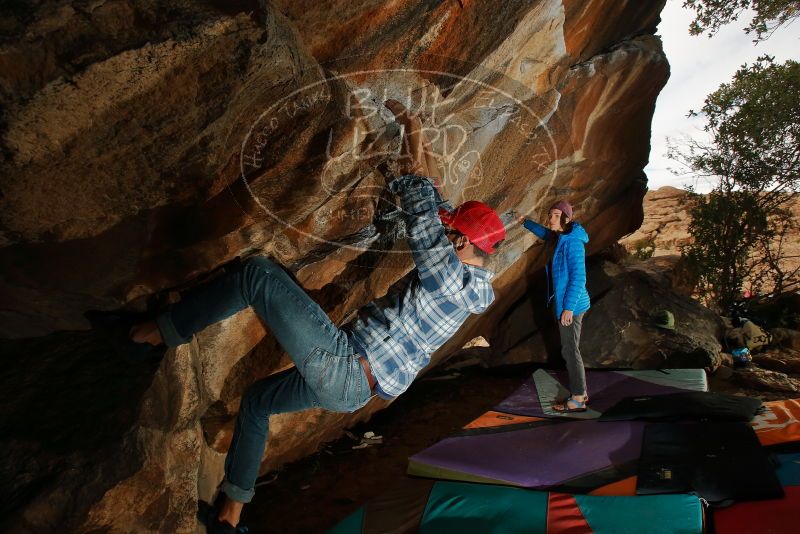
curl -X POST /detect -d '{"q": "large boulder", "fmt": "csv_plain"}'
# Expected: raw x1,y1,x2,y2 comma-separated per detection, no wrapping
0,0,669,340
770,328,800,351
493,256,725,370
733,366,800,394
752,349,800,375
0,1,670,531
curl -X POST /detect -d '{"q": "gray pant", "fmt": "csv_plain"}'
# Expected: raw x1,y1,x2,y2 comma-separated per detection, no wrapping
558,312,587,397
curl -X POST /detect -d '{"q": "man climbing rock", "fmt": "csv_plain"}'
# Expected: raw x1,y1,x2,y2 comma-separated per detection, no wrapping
130,100,505,533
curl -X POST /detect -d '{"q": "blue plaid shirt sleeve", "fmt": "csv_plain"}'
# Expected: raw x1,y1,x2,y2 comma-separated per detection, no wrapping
389,175,466,297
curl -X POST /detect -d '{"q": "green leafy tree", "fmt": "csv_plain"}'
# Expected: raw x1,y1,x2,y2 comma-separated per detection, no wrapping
669,57,800,310
748,207,800,296
684,0,800,41
681,190,768,310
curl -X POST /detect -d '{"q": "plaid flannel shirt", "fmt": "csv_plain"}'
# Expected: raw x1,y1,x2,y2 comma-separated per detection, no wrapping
345,175,495,399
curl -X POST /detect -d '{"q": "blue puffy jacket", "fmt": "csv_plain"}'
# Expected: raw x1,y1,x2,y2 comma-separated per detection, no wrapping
522,219,591,318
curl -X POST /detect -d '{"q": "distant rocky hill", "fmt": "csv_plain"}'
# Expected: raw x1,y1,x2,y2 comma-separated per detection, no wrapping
619,186,691,257
620,187,800,294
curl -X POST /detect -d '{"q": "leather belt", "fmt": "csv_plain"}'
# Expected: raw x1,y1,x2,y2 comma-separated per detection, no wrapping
358,355,377,392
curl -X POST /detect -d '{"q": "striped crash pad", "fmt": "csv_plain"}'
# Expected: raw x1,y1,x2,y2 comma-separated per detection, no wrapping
328,479,703,534
712,398,800,534
752,398,800,448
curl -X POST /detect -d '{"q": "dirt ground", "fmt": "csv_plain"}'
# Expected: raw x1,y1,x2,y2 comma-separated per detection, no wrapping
242,362,543,533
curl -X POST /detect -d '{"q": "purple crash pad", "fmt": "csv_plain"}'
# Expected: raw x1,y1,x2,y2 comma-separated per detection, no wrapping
496,370,702,418
408,420,645,488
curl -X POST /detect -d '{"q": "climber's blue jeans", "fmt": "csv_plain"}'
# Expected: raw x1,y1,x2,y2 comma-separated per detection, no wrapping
155,256,372,503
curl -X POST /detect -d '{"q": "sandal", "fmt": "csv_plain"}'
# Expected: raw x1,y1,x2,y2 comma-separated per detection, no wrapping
553,396,588,413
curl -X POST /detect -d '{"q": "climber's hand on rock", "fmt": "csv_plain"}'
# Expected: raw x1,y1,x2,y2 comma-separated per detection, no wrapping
388,174,433,195
385,100,425,141
385,99,416,122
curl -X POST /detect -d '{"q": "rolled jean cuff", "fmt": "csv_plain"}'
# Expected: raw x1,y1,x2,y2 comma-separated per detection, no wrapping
221,478,255,504
155,309,192,347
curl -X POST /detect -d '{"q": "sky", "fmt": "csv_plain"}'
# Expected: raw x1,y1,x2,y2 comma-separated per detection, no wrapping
646,0,799,192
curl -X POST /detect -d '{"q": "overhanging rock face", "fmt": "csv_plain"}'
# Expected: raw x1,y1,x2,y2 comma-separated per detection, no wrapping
0,1,669,531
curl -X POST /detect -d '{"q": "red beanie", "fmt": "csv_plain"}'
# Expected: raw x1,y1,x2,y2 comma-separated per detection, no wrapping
549,200,573,219
438,201,506,254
